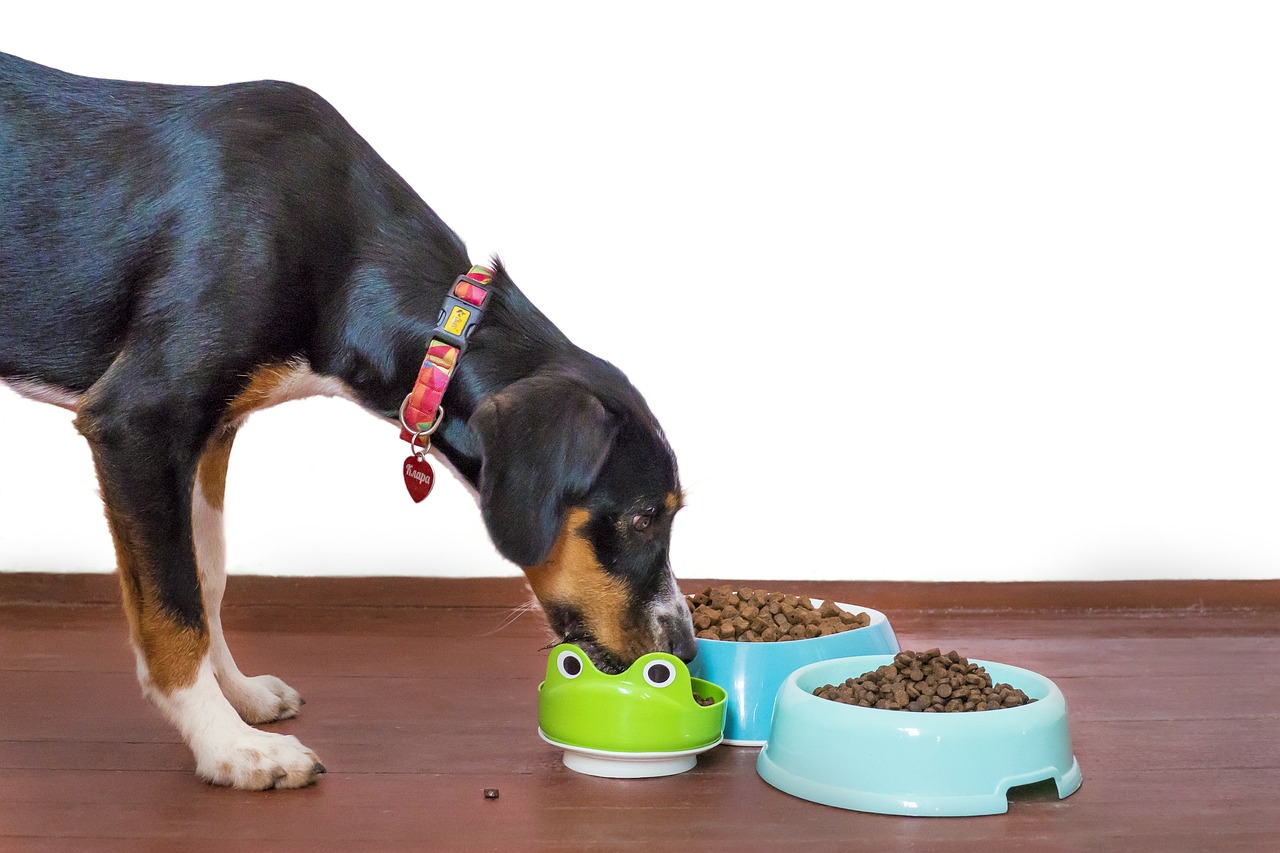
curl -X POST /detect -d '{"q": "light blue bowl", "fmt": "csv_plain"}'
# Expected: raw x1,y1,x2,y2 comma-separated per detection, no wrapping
757,654,1082,816
688,603,899,745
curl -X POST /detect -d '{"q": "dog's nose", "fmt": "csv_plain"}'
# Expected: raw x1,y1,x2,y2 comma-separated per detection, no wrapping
661,614,698,663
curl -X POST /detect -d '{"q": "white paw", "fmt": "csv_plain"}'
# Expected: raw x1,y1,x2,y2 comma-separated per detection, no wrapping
221,673,304,725
195,727,325,790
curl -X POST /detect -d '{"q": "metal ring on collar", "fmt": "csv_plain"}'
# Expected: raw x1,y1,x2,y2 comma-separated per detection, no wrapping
399,394,445,442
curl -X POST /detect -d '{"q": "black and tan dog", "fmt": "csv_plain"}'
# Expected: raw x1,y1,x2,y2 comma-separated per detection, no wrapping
0,52,695,789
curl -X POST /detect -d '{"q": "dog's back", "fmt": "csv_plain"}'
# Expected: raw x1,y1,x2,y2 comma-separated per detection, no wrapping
0,51,460,398
3,52,200,389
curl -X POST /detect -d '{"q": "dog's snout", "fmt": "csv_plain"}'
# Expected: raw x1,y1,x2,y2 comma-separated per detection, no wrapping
661,613,698,663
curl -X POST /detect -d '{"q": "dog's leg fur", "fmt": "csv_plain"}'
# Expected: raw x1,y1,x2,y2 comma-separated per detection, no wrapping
194,428,303,724
77,354,323,790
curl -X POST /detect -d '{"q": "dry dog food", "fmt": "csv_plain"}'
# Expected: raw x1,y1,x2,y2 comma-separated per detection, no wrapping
692,692,715,707
812,648,1036,712
686,586,870,642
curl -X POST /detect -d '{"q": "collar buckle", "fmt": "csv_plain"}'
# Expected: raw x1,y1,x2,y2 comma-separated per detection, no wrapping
399,265,495,444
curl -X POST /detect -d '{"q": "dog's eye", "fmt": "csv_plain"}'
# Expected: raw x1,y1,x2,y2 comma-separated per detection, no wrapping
632,508,657,532
643,659,677,688
557,649,585,679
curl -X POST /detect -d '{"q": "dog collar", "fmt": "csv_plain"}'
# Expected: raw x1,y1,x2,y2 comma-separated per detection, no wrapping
399,264,494,446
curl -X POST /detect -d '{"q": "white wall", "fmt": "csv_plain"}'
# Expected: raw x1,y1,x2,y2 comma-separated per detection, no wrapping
2,2,1278,582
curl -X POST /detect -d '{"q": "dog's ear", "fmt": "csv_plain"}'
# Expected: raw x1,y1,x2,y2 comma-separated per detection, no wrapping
468,375,619,566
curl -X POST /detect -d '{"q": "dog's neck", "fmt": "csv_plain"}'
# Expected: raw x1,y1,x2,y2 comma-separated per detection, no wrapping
317,207,577,487
433,265,593,485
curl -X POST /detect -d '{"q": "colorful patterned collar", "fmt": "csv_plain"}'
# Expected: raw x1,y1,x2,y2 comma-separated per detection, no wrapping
398,264,494,448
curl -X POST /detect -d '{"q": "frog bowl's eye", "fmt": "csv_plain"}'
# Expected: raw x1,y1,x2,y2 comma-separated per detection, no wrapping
557,649,585,679
643,659,677,688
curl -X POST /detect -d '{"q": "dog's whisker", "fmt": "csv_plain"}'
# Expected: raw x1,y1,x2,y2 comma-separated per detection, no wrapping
481,597,541,636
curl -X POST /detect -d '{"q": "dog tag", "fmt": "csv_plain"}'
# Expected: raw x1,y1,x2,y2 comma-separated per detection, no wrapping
403,455,435,503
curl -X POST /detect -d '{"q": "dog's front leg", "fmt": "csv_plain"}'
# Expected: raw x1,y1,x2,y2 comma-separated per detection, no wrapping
194,428,303,724
76,370,324,790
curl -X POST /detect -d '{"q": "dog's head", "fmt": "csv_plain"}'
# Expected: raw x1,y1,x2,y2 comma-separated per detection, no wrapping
468,363,694,673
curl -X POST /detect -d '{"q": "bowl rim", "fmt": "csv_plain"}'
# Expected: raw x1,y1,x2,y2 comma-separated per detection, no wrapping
691,600,891,646
784,654,1064,720
536,675,728,707
689,676,728,707
538,729,724,759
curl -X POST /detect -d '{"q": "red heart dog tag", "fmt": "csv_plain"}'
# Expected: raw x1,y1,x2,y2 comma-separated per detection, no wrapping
403,455,435,503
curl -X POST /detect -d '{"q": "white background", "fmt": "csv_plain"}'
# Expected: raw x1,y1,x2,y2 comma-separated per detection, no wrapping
2,2,1278,582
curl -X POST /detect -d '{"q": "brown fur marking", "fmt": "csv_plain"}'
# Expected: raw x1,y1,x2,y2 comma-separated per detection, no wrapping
136,600,210,692
197,429,236,513
100,501,209,694
223,364,296,423
523,507,639,659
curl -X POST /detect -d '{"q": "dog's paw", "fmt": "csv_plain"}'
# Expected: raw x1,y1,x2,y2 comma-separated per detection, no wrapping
222,674,304,725
195,727,325,790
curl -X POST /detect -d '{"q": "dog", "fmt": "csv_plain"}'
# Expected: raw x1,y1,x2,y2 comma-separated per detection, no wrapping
0,51,695,789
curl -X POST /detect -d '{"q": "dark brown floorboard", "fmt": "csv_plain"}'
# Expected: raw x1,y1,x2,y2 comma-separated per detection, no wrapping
2,576,1278,852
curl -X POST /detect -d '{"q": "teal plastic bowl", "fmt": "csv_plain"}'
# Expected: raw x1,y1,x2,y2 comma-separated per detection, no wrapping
757,654,1082,816
688,602,899,745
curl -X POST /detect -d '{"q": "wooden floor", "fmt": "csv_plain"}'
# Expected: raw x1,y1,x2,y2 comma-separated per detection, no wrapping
2,575,1277,852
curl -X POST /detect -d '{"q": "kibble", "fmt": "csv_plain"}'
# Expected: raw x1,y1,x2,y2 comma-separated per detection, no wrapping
692,692,715,707
812,649,1036,712
686,586,870,642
